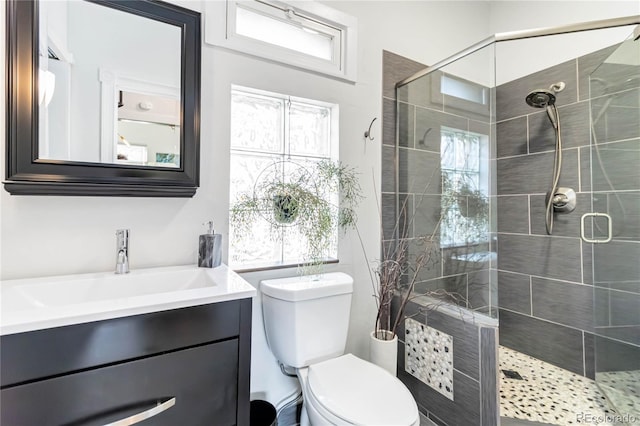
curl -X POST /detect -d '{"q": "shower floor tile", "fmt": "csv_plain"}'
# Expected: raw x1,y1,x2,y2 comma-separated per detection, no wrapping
500,346,617,425
597,370,640,417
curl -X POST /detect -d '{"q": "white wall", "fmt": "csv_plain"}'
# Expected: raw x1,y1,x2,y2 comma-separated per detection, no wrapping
489,1,640,84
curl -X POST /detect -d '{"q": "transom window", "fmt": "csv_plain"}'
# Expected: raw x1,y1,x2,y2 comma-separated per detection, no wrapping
229,86,338,269
205,0,358,82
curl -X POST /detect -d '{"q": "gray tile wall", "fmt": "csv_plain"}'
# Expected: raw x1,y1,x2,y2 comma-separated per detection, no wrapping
382,50,496,316
384,50,500,426
395,297,499,426
496,44,640,378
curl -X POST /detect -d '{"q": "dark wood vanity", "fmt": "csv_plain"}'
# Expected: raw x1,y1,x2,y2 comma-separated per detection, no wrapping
0,299,252,425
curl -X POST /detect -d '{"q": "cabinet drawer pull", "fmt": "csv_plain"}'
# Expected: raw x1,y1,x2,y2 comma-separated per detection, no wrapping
103,397,175,426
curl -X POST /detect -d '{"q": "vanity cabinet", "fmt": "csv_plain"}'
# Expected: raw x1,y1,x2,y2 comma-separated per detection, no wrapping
0,298,252,425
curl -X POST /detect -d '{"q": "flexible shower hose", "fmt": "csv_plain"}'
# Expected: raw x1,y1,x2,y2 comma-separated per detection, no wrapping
545,104,562,235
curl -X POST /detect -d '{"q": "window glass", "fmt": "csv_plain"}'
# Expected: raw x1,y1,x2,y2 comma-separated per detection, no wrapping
204,1,357,82
289,102,331,157
235,4,336,61
230,91,283,153
440,128,489,247
229,87,337,269
441,74,488,104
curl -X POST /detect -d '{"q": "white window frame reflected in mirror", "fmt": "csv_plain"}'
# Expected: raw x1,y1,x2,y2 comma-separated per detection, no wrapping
38,0,74,162
99,69,179,165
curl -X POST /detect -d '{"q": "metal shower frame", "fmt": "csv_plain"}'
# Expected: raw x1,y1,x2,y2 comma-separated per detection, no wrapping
396,15,640,89
388,14,639,317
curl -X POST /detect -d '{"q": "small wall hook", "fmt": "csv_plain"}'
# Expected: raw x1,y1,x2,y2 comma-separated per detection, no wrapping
364,117,377,141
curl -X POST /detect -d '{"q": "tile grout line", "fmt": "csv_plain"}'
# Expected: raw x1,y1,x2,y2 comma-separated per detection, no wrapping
478,325,483,426
578,146,583,193
497,145,581,161
499,306,640,347
527,194,532,235
529,275,534,316
575,58,580,102
454,367,480,384
582,330,587,377
526,115,530,155
497,268,640,294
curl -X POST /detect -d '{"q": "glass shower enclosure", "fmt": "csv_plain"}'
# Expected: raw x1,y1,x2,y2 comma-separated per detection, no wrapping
394,16,639,423
588,35,640,416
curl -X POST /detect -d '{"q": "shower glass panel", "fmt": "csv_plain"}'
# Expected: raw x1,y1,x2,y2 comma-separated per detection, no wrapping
396,43,497,318
589,34,640,417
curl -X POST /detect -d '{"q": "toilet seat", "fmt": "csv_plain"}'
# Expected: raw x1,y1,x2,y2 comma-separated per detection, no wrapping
304,354,419,425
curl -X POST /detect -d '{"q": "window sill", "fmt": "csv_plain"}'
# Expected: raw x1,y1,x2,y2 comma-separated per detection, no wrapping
233,258,338,274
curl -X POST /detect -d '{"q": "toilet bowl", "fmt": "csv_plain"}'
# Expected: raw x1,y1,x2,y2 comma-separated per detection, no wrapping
299,354,420,426
260,273,419,426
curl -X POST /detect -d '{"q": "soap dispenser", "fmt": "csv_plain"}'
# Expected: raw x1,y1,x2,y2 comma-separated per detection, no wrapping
198,221,222,268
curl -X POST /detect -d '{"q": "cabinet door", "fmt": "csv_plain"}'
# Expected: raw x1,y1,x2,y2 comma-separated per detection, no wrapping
1,339,238,426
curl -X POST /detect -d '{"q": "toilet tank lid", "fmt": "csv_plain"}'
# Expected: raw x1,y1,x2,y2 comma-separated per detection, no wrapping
260,272,353,301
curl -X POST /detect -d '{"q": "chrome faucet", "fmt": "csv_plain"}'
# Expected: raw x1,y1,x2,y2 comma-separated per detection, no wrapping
115,229,130,274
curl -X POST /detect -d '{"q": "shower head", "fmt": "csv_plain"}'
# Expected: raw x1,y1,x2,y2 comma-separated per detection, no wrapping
525,89,556,108
525,81,566,108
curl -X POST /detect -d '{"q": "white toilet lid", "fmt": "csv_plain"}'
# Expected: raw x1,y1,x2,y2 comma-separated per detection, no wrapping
307,354,418,425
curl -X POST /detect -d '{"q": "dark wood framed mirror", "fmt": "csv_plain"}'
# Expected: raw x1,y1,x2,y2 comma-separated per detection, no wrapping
5,0,201,197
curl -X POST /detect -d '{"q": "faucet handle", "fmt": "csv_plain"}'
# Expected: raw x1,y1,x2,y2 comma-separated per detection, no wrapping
115,229,130,274
116,228,130,237
116,229,130,247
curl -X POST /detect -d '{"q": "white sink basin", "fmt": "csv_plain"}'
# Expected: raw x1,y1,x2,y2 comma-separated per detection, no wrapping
1,265,256,335
16,267,216,307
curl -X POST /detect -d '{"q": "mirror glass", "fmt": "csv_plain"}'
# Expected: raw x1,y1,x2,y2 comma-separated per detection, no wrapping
38,0,182,168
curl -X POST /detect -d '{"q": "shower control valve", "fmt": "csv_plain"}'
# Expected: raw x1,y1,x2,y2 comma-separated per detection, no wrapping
546,187,576,213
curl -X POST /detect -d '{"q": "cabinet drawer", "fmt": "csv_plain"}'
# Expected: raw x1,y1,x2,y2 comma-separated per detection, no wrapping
1,301,241,387
1,339,239,426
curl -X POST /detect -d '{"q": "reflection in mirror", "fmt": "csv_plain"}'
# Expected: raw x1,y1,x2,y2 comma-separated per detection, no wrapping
117,91,180,167
38,0,181,167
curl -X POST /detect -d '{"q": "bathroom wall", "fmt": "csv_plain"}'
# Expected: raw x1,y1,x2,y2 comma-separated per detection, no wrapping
0,0,493,410
383,50,500,426
489,0,640,85
495,43,640,377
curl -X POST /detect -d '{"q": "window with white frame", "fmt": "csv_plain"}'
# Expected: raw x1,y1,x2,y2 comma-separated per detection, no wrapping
205,0,357,82
229,86,338,269
440,128,490,247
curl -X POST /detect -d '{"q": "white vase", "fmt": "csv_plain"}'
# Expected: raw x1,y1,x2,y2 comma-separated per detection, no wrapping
369,330,398,376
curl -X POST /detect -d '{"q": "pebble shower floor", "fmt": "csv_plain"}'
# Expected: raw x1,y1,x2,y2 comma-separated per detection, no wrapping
498,346,639,425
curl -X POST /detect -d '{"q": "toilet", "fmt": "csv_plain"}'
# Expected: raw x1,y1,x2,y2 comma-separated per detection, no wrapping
260,272,420,426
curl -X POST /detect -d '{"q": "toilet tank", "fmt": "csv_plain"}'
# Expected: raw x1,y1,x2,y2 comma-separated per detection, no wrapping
260,272,353,368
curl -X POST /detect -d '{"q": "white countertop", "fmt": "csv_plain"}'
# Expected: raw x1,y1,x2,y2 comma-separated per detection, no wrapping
0,264,256,336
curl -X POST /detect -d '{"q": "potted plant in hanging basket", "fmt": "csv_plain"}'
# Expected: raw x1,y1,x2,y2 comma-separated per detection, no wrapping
272,190,299,224
453,182,489,220
230,159,361,270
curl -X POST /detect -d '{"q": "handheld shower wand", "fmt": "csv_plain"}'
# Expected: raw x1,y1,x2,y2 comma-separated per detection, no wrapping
524,81,576,235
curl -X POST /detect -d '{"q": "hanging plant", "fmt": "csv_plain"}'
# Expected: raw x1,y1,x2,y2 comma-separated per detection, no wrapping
272,189,300,224
455,183,489,219
230,159,361,269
